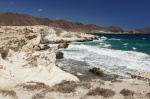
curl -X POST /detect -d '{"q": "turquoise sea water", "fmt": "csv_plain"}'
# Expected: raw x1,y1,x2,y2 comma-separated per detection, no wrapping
57,34,150,77
81,34,150,55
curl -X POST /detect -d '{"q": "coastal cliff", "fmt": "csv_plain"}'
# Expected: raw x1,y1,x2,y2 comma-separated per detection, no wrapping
0,26,99,89
0,26,150,99
0,26,84,89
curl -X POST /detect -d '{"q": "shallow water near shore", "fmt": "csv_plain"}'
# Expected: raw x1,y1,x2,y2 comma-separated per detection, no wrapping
56,34,150,78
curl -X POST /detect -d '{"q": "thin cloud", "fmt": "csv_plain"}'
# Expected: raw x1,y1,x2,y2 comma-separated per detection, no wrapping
37,9,43,12
10,2,14,4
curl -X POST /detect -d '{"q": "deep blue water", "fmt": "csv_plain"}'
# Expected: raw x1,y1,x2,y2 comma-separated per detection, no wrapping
83,34,150,55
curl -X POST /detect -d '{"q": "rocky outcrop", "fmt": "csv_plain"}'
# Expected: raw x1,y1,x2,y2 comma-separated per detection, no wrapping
0,47,9,60
40,28,99,44
0,31,79,89
89,67,107,77
55,51,64,59
58,42,69,49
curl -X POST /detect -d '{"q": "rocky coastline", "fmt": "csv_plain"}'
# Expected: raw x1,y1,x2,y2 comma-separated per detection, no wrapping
0,26,150,99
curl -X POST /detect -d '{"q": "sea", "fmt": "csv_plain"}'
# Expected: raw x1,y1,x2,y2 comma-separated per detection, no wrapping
56,34,150,78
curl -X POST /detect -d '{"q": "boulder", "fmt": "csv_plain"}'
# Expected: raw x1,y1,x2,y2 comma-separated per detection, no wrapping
39,44,50,50
0,47,9,60
95,36,99,40
55,51,64,59
58,42,69,49
89,67,107,77
86,37,93,41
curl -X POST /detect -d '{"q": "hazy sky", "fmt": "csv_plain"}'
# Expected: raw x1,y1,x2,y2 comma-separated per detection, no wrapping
0,0,150,29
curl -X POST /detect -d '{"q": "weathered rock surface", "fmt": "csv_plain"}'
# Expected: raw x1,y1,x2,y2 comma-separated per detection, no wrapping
0,30,79,89
89,67,107,77
58,42,69,49
40,28,99,44
55,51,64,59
0,47,9,60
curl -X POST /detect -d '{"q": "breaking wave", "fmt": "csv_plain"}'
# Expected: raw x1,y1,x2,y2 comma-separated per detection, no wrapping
58,44,150,77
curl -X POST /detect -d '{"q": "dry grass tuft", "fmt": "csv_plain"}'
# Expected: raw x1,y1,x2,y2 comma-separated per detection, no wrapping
52,80,78,93
96,79,105,85
22,82,50,91
32,93,45,99
80,82,92,89
52,80,92,93
87,87,115,98
147,92,150,97
0,89,16,97
120,89,134,96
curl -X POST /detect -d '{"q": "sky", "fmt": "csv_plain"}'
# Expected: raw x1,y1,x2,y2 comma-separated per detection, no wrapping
0,0,150,29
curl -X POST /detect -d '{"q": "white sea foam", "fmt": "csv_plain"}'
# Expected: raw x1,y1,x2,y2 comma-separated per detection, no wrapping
100,36,107,40
123,43,128,46
109,38,121,40
99,43,111,47
142,38,146,39
132,47,137,50
76,72,84,75
61,44,150,76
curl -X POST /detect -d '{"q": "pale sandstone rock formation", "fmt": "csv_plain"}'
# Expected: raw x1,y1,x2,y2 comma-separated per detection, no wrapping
0,28,80,89
40,27,98,43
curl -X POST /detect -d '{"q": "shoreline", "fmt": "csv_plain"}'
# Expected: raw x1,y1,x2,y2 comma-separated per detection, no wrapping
0,26,150,99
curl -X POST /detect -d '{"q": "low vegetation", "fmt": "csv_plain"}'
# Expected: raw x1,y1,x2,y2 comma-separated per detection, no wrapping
87,87,115,98
0,89,16,98
52,80,79,93
52,80,92,93
32,93,45,99
147,92,150,97
120,89,134,96
22,82,50,91
80,82,92,89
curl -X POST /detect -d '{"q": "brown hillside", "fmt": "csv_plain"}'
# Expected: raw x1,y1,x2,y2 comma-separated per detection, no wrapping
135,27,150,33
0,12,39,26
0,12,127,33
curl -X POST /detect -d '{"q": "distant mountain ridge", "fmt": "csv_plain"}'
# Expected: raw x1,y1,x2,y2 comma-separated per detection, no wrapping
0,12,134,33
0,12,103,32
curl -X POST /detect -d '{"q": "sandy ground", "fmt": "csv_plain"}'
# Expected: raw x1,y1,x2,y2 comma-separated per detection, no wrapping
0,79,150,99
